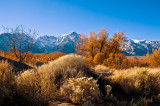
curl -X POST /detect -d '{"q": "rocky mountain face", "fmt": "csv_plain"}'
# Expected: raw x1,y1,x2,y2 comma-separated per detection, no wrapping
0,32,160,56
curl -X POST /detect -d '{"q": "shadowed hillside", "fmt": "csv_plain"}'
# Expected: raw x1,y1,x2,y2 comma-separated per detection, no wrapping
0,56,32,73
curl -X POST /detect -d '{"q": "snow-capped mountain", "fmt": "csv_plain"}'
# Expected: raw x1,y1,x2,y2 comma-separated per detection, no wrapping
122,39,160,56
32,32,80,53
36,35,57,47
0,32,160,56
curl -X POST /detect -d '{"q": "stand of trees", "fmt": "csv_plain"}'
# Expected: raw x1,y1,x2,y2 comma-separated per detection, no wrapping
76,28,127,68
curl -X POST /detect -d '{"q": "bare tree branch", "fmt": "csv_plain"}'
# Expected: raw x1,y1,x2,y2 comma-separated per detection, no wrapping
1,25,37,62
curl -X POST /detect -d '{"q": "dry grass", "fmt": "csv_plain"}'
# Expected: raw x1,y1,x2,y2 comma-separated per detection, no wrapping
107,67,160,95
14,55,160,105
15,54,94,105
0,61,15,105
1,53,160,105
94,65,111,72
16,69,58,105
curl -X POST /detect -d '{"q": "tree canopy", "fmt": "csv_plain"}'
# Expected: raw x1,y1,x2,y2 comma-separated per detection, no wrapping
76,28,126,67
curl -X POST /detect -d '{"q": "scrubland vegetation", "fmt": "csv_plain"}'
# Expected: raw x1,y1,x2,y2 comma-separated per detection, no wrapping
0,28,160,105
108,67,160,96
0,50,66,67
0,53,160,105
0,54,104,105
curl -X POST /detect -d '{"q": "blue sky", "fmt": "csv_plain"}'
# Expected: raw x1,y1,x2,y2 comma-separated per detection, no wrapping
0,0,160,40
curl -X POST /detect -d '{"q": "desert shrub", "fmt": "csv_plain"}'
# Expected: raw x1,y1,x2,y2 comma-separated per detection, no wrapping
46,54,95,87
0,51,66,67
16,69,58,105
16,54,95,105
146,49,160,67
94,55,149,69
24,52,66,65
60,77,102,104
48,53,84,68
0,61,15,105
103,53,128,69
108,67,160,96
127,56,149,68
94,65,111,72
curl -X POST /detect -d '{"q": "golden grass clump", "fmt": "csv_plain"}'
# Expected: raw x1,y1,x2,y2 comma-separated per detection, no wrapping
0,61,15,105
94,65,111,72
60,77,102,103
48,53,84,68
108,67,160,95
46,54,87,85
16,54,91,105
16,69,57,105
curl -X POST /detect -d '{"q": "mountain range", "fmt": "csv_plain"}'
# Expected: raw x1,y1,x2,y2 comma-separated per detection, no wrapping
0,32,160,56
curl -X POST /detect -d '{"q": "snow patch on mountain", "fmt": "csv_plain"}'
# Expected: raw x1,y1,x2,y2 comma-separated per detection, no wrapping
131,39,145,43
122,39,160,56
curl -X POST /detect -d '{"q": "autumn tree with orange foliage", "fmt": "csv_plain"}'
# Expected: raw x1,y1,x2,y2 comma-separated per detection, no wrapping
76,28,126,68
126,57,149,68
103,53,127,69
76,34,88,56
146,49,160,67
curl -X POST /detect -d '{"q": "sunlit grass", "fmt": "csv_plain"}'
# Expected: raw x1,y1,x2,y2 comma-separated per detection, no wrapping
107,67,160,95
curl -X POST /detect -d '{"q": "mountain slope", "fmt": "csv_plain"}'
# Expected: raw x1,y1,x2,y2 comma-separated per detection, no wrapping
122,39,160,56
32,32,80,53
